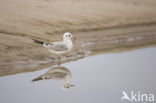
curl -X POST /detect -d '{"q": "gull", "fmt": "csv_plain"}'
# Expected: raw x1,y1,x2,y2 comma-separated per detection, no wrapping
33,32,74,67
31,67,75,90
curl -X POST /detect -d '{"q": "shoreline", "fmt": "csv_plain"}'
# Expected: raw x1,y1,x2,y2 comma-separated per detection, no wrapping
0,24,156,77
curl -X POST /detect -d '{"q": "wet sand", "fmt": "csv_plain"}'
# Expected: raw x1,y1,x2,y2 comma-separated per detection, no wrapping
0,0,156,76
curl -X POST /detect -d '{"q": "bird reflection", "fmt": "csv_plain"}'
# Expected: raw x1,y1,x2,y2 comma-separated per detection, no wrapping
31,67,75,90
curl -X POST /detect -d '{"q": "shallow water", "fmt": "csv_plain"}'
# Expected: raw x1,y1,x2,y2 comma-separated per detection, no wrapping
0,47,156,103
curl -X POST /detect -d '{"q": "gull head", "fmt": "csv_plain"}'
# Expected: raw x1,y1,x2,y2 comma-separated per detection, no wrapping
62,83,75,90
63,32,73,40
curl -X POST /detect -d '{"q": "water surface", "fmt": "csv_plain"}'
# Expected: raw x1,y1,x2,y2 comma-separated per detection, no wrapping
0,47,156,103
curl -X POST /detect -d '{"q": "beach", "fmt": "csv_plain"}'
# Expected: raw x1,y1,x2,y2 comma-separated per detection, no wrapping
0,0,156,76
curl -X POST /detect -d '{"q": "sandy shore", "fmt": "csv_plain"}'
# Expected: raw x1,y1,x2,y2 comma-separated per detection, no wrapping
0,0,156,76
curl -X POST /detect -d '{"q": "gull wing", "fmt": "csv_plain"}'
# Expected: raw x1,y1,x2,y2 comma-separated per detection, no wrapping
31,72,67,82
51,72,67,79
48,42,68,51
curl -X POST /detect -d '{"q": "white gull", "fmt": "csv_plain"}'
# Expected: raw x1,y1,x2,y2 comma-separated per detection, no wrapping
31,67,75,90
33,32,74,67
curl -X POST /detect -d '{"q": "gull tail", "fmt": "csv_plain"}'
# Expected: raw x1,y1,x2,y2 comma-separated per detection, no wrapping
32,39,44,45
31,76,43,82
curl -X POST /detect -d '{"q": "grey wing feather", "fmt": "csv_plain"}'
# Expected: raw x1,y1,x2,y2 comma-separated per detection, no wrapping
48,42,68,51
52,72,67,79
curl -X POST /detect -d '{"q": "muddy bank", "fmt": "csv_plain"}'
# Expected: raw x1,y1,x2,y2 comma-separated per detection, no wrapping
0,0,156,76
0,24,156,76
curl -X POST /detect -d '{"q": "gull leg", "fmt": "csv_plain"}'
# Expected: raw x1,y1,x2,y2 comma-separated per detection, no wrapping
58,56,59,68
58,56,61,68
60,56,61,67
